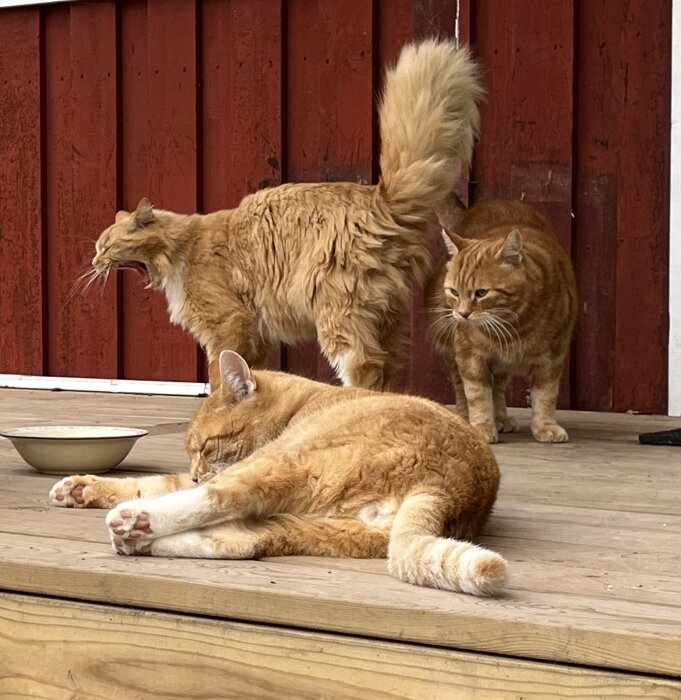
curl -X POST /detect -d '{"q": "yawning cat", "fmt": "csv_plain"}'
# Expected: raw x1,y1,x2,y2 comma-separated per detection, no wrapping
426,198,577,443
89,40,482,390
50,350,506,596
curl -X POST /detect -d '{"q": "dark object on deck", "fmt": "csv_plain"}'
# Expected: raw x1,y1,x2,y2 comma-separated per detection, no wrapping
638,428,681,446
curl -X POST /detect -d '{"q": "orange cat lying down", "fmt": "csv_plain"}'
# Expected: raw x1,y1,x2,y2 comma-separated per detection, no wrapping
49,351,507,596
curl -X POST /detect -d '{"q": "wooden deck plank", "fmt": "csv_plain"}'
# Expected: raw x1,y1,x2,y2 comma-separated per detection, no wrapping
0,388,680,678
4,593,680,700
1,531,680,678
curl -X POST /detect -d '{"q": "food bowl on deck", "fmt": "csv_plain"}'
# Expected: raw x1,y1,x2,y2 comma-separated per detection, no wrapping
0,426,148,475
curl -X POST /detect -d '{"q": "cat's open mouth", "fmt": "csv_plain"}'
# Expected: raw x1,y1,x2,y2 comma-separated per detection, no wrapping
115,262,156,288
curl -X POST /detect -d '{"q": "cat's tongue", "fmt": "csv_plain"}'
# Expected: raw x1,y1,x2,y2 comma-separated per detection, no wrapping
119,262,153,287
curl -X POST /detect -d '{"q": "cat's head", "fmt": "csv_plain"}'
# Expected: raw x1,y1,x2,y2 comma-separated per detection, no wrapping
91,198,171,288
441,226,525,325
185,351,265,483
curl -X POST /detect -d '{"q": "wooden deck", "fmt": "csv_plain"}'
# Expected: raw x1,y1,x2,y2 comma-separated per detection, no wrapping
1,388,680,698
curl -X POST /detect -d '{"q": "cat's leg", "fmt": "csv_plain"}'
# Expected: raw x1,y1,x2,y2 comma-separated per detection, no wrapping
115,515,389,558
459,362,497,443
492,373,518,433
205,307,270,391
105,456,310,551
318,305,394,390
529,361,568,442
321,339,388,390
49,473,195,509
378,315,410,390
444,355,469,419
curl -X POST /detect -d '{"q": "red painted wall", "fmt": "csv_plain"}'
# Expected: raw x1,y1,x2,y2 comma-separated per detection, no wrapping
0,0,670,413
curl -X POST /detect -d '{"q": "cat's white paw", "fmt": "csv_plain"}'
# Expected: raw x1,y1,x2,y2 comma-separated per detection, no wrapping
532,423,569,443
50,477,82,507
495,416,519,433
472,422,499,444
106,503,155,553
49,475,117,508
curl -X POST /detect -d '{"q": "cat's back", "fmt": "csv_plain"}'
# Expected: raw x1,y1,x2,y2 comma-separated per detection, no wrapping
282,389,491,460
237,181,376,228
461,199,573,271
459,199,551,240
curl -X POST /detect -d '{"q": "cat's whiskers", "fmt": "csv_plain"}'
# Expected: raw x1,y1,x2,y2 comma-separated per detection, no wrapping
482,312,520,358
429,310,459,343
482,316,509,356
486,307,519,321
67,268,99,302
491,313,522,346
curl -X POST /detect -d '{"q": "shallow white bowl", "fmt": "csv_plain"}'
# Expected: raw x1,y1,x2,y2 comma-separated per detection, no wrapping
0,425,148,475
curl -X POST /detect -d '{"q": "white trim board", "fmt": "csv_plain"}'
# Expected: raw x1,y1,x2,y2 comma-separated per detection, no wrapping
0,374,210,397
670,0,681,415
0,1,78,7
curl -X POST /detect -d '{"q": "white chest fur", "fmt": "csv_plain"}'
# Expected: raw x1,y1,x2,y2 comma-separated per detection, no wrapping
161,264,187,326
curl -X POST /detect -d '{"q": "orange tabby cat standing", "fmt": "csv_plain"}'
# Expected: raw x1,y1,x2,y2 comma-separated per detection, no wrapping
426,199,577,444
50,350,506,597
88,40,482,391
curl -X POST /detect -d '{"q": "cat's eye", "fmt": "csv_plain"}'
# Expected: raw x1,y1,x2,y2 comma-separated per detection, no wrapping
446,287,459,297
474,288,489,298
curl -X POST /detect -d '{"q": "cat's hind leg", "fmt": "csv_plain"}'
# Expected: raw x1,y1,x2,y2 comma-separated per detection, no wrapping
323,347,387,390
49,473,195,509
318,306,395,391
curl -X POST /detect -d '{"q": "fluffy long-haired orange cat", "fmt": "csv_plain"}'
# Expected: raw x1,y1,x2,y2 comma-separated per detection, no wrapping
86,40,482,390
50,350,506,596
426,198,577,444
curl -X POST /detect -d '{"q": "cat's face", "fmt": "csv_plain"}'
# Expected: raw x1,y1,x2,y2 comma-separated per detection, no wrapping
185,352,261,482
442,228,525,326
92,198,163,287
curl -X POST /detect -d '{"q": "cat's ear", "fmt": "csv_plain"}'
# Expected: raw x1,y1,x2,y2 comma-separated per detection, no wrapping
219,350,257,402
115,210,130,224
441,228,466,256
497,228,523,266
133,197,155,228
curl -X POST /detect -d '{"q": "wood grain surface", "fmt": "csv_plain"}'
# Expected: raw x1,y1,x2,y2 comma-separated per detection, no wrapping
0,389,680,680
2,592,680,699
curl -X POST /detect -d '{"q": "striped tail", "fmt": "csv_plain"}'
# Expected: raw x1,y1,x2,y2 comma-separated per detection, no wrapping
387,491,507,596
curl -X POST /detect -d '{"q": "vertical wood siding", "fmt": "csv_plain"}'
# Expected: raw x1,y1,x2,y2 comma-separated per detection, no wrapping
0,0,671,413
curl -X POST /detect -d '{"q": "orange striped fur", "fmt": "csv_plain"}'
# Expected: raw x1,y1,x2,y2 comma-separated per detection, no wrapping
51,350,506,596
426,199,577,443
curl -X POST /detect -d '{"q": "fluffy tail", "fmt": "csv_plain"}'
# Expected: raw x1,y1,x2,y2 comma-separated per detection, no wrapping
387,492,506,596
376,40,482,230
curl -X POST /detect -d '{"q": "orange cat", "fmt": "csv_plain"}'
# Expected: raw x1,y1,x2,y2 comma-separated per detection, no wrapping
50,350,506,596
426,199,577,443
87,40,481,391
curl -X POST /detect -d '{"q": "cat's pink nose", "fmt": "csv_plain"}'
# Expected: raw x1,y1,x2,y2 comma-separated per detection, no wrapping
459,310,472,319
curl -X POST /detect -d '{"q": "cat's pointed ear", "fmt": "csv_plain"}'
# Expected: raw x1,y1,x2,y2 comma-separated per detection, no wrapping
115,210,130,224
219,350,257,402
441,228,466,256
133,197,155,228
497,228,523,265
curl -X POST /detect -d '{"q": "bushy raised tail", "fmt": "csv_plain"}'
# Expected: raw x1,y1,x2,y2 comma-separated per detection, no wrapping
375,40,482,234
387,492,506,596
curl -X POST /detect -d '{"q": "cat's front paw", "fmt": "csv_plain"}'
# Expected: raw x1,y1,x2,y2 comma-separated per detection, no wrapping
532,423,569,443
472,422,499,444
496,417,519,433
106,503,155,554
49,475,119,508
